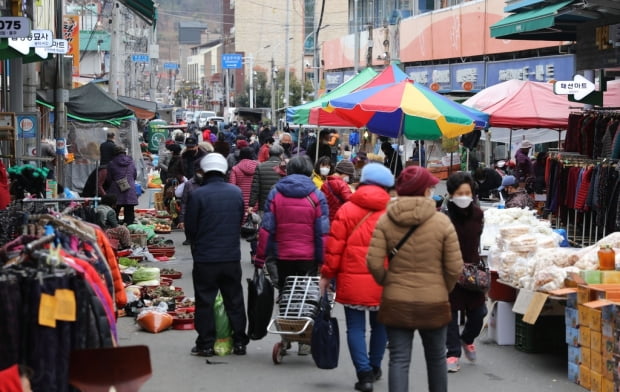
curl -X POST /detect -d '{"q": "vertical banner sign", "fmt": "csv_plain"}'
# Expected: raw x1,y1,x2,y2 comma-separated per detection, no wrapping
62,15,79,76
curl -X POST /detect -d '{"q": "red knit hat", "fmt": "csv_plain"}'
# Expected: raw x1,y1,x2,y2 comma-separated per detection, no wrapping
236,140,249,149
396,166,439,196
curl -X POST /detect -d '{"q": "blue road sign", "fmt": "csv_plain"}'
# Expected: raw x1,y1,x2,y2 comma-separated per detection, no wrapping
163,62,179,70
131,53,150,62
222,53,243,69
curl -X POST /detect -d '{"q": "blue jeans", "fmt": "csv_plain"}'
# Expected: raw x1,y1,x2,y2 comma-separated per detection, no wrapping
387,326,448,392
344,307,387,374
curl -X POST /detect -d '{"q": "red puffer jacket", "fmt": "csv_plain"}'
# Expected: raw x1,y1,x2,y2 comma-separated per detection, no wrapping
229,158,259,210
320,175,352,222
321,184,390,307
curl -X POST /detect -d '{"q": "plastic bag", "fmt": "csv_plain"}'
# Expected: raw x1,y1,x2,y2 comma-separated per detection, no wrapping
214,292,232,340
214,337,233,356
136,308,173,333
240,213,261,242
246,268,274,340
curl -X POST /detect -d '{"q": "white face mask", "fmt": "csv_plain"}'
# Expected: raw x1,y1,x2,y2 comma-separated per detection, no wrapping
451,196,473,209
342,175,350,183
319,167,330,176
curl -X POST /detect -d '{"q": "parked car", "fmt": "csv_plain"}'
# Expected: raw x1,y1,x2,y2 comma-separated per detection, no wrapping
184,111,195,123
194,111,217,128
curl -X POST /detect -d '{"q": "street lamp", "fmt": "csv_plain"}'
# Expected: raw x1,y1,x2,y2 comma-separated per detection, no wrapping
263,38,292,126
301,25,329,104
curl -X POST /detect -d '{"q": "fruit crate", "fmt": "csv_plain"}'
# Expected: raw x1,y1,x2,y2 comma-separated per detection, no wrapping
515,314,566,354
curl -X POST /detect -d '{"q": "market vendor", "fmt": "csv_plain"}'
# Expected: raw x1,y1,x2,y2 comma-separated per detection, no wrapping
95,194,132,249
498,175,535,210
472,167,502,200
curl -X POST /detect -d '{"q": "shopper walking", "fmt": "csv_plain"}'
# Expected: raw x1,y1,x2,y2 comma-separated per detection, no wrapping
255,155,329,354
106,145,138,225
320,163,394,392
320,159,355,222
180,137,206,180
185,153,249,357
367,166,463,392
249,144,284,213
229,147,259,262
312,156,333,189
444,172,487,373
177,159,206,246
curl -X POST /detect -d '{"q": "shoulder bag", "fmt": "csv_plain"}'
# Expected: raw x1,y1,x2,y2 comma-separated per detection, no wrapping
388,224,419,262
457,260,490,293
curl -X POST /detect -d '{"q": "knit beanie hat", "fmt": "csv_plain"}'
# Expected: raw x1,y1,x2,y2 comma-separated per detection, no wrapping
236,139,249,149
360,163,394,188
335,160,355,176
396,166,439,196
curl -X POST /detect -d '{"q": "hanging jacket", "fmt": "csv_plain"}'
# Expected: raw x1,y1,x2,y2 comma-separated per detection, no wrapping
106,154,138,206
367,197,463,329
320,175,352,222
321,185,389,307
0,160,10,209
229,158,259,210
255,174,329,267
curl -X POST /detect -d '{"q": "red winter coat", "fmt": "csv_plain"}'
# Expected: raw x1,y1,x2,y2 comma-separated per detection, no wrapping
321,184,390,307
320,175,352,222
258,144,270,162
0,160,10,209
229,158,259,210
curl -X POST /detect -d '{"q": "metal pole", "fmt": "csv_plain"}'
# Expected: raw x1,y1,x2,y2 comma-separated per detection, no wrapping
109,1,121,98
248,55,254,109
55,0,67,184
270,57,276,125
284,0,290,111
313,29,319,98
225,68,230,109
353,0,359,73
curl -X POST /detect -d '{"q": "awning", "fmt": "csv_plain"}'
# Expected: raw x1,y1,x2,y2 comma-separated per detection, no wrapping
119,0,157,25
490,0,575,40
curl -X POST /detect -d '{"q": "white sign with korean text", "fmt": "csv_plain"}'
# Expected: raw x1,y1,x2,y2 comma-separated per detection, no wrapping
46,39,68,54
0,17,30,38
8,30,54,54
553,75,595,101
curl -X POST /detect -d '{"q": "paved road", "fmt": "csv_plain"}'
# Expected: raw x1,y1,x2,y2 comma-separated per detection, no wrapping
118,223,581,392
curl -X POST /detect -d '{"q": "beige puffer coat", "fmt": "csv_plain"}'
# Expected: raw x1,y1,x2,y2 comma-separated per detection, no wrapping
367,197,463,330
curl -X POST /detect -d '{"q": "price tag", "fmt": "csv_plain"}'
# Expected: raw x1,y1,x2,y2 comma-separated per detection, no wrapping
38,293,57,328
54,289,77,322
0,17,30,38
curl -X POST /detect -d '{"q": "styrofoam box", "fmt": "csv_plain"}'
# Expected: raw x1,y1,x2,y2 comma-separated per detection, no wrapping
489,301,516,345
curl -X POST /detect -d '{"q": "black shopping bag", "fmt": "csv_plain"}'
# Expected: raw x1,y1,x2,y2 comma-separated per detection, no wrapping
311,294,339,369
246,267,274,340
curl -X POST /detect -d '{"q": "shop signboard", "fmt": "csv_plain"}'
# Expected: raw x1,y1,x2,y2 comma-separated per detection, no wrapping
554,75,595,101
17,112,38,139
343,70,356,83
405,65,432,86
486,55,574,86
324,71,344,90
0,17,30,38
451,62,485,92
405,65,450,92
576,23,620,70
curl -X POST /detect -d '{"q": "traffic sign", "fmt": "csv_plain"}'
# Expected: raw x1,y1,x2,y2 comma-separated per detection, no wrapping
0,17,30,38
222,53,243,69
131,53,150,62
163,62,179,70
554,75,596,101
8,30,53,54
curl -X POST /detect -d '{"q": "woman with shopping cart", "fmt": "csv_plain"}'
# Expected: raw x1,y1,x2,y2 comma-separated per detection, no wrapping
255,155,330,355
319,163,394,392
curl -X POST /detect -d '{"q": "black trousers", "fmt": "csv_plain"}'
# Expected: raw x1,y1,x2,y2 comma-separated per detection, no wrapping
193,262,248,349
116,204,135,225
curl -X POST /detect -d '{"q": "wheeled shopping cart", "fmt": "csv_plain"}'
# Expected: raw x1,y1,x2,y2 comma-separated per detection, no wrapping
266,276,333,364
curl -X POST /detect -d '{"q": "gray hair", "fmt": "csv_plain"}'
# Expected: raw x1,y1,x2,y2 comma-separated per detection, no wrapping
280,132,292,141
269,144,284,157
286,155,313,176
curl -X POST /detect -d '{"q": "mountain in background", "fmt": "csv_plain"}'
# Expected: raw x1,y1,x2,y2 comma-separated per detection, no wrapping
156,0,223,60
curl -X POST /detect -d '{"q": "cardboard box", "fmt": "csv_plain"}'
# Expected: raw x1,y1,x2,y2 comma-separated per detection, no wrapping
603,336,615,358
580,365,591,389
488,301,515,345
593,330,603,352
567,326,580,347
567,291,578,309
592,371,603,392
603,358,616,381
568,345,581,365
601,271,620,284
580,305,592,328
585,300,616,332
602,378,615,392
568,362,580,384
582,347,592,367
579,285,595,305
566,307,579,328
592,351,603,374
581,326,592,347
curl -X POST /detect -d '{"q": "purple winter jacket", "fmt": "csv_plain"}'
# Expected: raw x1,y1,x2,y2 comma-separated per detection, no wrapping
106,154,138,205
255,174,330,267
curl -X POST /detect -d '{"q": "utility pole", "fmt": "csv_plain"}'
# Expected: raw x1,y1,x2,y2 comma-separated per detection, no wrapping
284,0,290,118
270,57,275,125
109,2,121,98
248,55,254,109
353,0,359,73
54,0,67,183
367,24,373,68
